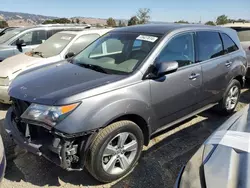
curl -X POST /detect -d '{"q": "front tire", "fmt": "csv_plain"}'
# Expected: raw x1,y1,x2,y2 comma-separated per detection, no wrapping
85,120,144,183
217,79,241,115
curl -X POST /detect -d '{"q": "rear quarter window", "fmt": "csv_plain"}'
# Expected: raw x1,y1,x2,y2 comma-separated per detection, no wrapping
221,33,239,54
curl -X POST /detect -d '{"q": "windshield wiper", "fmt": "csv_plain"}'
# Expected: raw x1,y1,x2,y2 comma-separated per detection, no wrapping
31,51,44,58
77,63,108,74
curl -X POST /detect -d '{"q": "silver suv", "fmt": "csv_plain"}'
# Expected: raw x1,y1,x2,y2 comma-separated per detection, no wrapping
0,24,91,61
5,24,247,183
223,23,250,78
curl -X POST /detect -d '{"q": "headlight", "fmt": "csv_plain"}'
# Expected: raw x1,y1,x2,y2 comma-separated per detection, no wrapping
0,77,10,86
21,103,80,126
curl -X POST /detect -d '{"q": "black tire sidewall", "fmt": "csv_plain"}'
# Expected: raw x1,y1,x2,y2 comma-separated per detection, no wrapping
91,122,143,182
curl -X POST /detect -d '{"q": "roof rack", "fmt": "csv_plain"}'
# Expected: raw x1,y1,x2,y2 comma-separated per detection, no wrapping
36,23,91,27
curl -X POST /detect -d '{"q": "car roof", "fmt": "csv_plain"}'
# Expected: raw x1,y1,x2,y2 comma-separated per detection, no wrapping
13,24,92,31
222,22,250,28
58,28,113,36
112,23,227,35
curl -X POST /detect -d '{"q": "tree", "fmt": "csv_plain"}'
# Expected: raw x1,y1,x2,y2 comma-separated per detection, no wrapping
76,18,80,24
205,21,216,26
0,21,8,28
43,18,71,24
106,17,116,27
82,21,87,24
216,15,228,25
128,16,139,26
174,20,189,24
96,23,102,28
71,20,75,24
118,20,126,27
137,8,151,24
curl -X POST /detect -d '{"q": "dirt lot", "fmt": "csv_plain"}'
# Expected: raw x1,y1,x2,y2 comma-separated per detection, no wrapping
1,88,250,188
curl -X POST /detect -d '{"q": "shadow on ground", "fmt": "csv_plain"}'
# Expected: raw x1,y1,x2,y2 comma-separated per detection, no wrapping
0,88,249,187
0,111,229,188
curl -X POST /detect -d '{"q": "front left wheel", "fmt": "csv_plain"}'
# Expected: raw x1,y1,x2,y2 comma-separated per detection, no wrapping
85,120,144,183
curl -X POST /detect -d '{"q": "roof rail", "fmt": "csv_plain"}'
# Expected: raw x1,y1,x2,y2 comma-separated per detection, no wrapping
36,23,91,27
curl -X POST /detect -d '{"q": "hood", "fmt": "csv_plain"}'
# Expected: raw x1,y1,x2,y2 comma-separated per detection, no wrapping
0,53,44,77
9,60,126,105
178,105,250,188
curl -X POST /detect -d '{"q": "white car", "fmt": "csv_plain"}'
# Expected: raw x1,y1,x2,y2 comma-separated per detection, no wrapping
0,28,112,104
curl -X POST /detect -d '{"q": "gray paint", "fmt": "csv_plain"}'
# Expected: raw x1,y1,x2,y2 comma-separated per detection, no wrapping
7,24,247,138
177,105,250,188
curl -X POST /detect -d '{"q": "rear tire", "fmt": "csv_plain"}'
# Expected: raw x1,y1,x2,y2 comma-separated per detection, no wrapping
216,79,241,115
85,120,144,183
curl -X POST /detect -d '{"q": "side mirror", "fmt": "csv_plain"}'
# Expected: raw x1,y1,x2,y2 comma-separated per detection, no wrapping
157,61,179,77
16,39,26,47
65,52,75,59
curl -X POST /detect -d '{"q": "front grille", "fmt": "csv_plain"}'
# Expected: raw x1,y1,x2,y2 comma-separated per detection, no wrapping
11,98,30,119
11,98,31,135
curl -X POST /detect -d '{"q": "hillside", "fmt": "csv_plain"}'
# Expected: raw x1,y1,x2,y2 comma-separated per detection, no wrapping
0,10,125,27
0,10,58,26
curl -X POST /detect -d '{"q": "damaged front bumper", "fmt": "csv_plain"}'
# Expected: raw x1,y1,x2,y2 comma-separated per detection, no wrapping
4,107,94,171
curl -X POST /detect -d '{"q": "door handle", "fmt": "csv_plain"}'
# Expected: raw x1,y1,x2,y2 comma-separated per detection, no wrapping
189,73,200,80
225,61,232,67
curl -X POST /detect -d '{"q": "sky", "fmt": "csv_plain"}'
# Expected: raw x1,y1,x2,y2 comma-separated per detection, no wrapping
0,0,249,23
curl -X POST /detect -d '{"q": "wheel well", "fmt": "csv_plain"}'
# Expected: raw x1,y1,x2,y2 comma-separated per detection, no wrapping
234,75,244,87
109,114,150,146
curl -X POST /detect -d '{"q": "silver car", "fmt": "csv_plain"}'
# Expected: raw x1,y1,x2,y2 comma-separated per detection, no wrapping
0,24,91,62
0,28,112,104
223,23,250,78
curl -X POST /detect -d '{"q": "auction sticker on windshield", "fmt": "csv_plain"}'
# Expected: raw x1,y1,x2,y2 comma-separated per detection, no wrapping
136,35,158,42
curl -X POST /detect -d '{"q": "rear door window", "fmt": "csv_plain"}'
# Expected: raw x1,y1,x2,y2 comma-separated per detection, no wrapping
221,33,239,54
197,31,224,62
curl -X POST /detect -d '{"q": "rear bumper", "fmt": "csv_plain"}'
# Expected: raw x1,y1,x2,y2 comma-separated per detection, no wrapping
0,86,10,104
4,107,92,171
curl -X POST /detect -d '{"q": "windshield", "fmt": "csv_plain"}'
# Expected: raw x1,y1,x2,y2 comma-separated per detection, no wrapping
231,27,250,42
0,28,25,44
31,33,76,58
72,32,162,74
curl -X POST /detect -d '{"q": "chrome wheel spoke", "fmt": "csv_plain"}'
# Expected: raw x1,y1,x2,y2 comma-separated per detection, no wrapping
103,145,117,156
118,133,129,148
231,97,237,104
124,140,137,152
102,132,138,175
103,156,117,173
119,155,130,170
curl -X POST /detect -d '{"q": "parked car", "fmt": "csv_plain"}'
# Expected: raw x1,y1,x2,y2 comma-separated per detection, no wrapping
0,27,18,37
4,24,247,183
0,135,6,182
223,23,250,78
175,104,250,188
0,28,112,104
0,24,91,62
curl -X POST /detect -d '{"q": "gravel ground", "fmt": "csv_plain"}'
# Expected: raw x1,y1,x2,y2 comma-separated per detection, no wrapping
0,88,250,188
